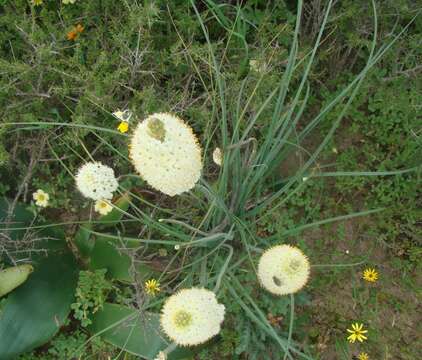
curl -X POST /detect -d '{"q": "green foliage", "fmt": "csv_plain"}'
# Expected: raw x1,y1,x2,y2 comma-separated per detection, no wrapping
71,269,113,327
0,0,420,359
0,255,78,359
19,330,111,360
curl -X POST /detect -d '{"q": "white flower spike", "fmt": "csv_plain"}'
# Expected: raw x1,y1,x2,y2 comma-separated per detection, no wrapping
160,288,225,346
257,244,310,295
212,147,223,166
75,162,118,201
129,113,202,196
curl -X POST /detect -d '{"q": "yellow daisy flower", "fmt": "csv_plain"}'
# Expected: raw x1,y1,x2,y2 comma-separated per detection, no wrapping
358,352,369,360
347,323,368,343
117,121,129,133
75,24,84,33
363,268,378,282
145,279,160,296
32,189,49,207
67,30,78,41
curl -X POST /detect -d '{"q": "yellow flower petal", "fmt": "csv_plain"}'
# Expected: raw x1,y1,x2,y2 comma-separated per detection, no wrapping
117,121,129,133
347,334,357,343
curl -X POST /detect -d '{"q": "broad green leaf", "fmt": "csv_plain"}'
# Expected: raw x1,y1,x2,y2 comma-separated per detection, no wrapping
89,236,155,282
0,198,68,263
74,223,95,257
0,253,79,359
0,264,33,297
89,303,192,360
0,198,33,243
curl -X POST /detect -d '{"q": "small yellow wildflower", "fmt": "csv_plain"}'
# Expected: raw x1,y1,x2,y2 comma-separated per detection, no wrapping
67,30,78,41
75,24,84,33
358,352,369,360
117,121,129,133
32,189,49,207
347,323,368,343
32,0,43,5
145,279,160,296
363,268,378,282
94,199,113,215
63,0,77,4
67,24,84,41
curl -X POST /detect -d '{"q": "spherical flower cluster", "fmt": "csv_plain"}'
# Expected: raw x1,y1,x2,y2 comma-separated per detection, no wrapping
129,113,202,196
212,147,223,166
75,162,118,201
257,244,310,295
160,288,225,346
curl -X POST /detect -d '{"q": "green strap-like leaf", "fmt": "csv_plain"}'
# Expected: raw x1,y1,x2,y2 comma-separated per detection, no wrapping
89,303,192,360
0,253,79,359
89,235,156,282
0,264,34,297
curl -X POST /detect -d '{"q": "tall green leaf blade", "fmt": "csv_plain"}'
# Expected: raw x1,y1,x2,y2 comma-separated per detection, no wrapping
0,253,79,359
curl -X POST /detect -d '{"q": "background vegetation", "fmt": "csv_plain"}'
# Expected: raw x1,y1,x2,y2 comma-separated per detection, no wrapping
0,0,420,359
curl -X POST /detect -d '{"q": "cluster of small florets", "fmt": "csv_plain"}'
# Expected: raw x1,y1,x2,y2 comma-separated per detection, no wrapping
66,110,315,353
129,113,202,196
160,288,225,346
75,161,118,201
257,244,310,295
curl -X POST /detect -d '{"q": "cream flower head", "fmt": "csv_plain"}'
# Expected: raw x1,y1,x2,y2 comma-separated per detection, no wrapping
129,113,202,196
160,288,225,346
154,351,167,360
94,199,113,215
32,189,49,207
257,244,310,295
75,162,118,200
212,147,223,166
